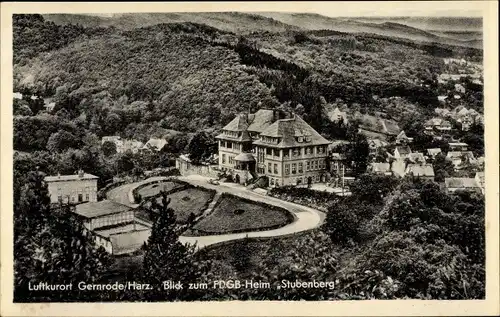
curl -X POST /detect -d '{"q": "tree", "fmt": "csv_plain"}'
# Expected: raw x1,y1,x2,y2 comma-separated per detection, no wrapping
46,130,80,153
14,171,113,301
346,132,369,176
326,201,360,245
350,174,399,204
433,153,454,182
142,192,200,300
187,131,216,164
101,141,117,157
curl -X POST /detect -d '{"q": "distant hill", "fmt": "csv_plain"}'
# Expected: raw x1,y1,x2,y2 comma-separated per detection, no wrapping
43,12,302,34
254,12,482,48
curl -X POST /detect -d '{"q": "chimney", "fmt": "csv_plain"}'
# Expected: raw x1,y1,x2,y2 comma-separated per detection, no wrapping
78,169,84,178
57,172,61,179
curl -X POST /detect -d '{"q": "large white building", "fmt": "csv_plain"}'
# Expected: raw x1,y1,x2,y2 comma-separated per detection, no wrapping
44,170,98,204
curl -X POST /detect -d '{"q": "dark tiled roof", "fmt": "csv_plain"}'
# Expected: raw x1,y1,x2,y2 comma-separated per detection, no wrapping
74,200,132,219
253,115,331,148
247,109,275,133
221,114,250,132
445,177,480,188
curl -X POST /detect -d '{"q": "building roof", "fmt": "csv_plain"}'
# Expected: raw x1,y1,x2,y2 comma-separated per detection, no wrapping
408,152,426,163
45,173,99,182
395,146,411,156
427,148,442,156
143,138,167,151
449,142,468,147
406,164,434,177
74,200,132,219
247,109,275,133
447,151,475,160
368,139,388,148
234,152,256,162
369,162,391,173
445,178,480,189
253,115,331,148
221,113,250,132
102,136,121,143
475,172,485,187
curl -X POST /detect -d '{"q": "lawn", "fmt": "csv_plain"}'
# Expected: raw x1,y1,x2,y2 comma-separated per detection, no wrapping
185,193,294,236
136,181,185,199
136,187,216,224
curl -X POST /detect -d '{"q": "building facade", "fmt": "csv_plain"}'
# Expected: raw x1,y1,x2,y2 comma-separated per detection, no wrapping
216,110,332,187
45,170,98,204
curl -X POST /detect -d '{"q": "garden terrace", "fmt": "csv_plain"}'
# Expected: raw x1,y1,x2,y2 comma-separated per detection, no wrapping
184,193,294,236
136,187,216,224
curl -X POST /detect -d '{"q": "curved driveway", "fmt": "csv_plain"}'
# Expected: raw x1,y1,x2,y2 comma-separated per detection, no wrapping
107,175,326,250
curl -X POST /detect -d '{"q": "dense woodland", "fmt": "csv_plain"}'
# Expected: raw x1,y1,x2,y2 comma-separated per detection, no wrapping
13,14,485,301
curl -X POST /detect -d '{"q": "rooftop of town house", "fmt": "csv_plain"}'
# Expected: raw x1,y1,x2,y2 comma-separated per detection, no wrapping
369,162,391,173
405,164,435,178
74,200,133,219
143,138,167,150
427,148,442,155
449,142,468,147
408,152,426,163
45,173,99,182
253,114,331,148
395,146,411,156
368,139,388,148
445,177,480,189
447,151,475,160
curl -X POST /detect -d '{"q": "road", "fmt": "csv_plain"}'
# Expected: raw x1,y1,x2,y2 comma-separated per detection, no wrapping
106,175,326,249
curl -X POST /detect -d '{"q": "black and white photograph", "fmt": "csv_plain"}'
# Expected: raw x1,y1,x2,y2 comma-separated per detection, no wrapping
1,1,499,315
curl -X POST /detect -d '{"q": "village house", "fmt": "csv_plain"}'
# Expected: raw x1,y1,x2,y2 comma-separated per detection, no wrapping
368,162,392,176
449,142,468,151
142,138,167,152
44,170,98,204
327,107,349,123
407,152,426,164
216,109,332,187
393,145,412,160
101,136,144,154
426,148,442,158
368,139,389,155
446,151,476,170
405,164,435,180
395,130,413,145
424,118,452,133
444,177,482,194
475,171,485,194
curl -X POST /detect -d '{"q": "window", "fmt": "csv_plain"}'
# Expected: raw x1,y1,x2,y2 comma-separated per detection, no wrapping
285,164,290,175
314,160,319,170
78,194,83,202
268,163,272,173
229,156,234,165
307,147,312,155
86,193,90,201
266,148,272,156
297,136,303,143
315,174,320,182
318,146,324,154
71,197,75,202
227,142,232,149
306,161,310,171
222,154,226,164
292,163,297,174
270,178,275,186
274,163,278,174
298,162,303,173
293,148,300,157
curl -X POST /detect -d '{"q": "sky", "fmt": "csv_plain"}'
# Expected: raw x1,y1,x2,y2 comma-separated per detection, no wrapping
77,2,484,18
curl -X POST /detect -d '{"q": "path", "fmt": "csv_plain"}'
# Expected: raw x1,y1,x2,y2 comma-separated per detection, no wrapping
107,175,326,250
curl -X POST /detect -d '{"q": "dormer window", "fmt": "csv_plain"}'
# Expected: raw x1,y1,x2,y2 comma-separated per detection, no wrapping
305,136,311,142
297,136,303,143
